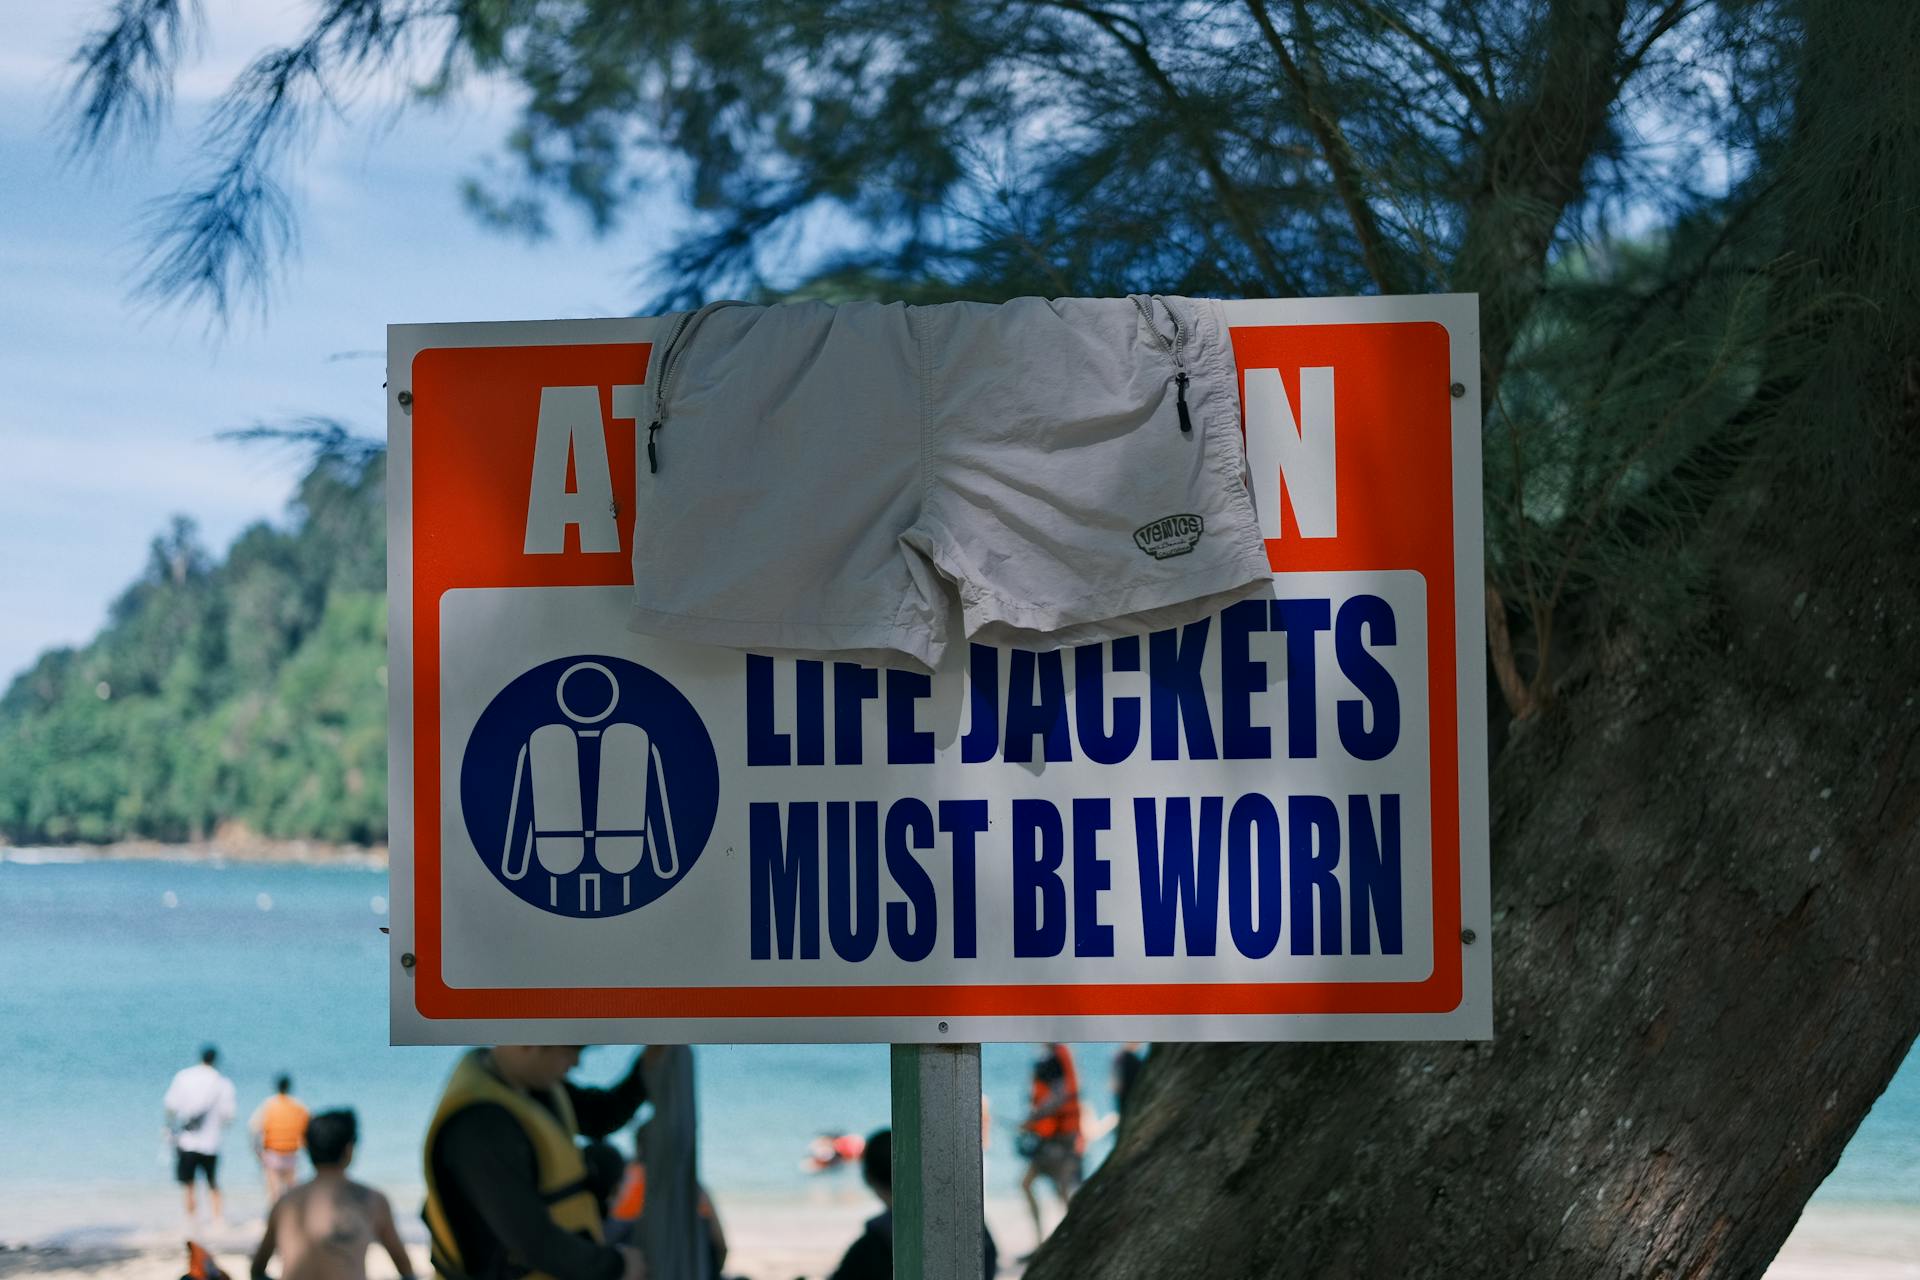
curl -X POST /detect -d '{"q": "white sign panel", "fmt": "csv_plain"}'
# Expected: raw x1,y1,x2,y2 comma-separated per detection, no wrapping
388,296,1490,1043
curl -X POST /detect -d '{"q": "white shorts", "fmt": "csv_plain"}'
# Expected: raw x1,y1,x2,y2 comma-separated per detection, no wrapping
631,295,1271,671
260,1148,300,1177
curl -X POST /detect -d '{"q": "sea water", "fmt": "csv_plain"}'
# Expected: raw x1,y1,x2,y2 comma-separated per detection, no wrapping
0,854,1122,1242
0,853,1914,1244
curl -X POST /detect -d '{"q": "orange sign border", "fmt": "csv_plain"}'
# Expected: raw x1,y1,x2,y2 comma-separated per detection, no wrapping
388,299,1488,1039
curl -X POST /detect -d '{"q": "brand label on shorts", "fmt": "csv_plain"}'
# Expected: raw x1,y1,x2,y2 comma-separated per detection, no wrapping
1133,513,1204,559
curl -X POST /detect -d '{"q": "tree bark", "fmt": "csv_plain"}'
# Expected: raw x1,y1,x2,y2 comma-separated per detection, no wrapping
1030,415,1920,1277
1037,9,1920,1263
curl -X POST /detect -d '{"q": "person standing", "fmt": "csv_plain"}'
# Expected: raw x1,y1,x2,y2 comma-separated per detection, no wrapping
827,1130,996,1280
1112,1043,1146,1121
249,1110,415,1280
250,1074,311,1202
165,1044,238,1225
423,1046,651,1280
1017,1043,1083,1259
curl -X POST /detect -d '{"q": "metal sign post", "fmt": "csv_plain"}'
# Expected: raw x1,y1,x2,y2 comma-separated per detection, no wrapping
891,1042,985,1280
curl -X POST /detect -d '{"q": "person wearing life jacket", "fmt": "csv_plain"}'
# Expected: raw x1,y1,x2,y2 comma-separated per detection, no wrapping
1016,1043,1084,1258
250,1073,311,1202
801,1131,867,1174
423,1046,651,1280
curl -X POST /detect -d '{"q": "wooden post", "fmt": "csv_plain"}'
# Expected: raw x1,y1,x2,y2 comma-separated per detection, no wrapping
891,1042,984,1280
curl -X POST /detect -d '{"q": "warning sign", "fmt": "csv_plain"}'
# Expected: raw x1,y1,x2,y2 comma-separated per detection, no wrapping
388,296,1491,1044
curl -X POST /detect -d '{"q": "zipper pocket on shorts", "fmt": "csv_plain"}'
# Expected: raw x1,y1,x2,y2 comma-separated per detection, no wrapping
1133,294,1193,433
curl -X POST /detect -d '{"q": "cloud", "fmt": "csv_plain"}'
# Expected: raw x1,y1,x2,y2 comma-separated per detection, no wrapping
0,428,306,683
1,426,303,519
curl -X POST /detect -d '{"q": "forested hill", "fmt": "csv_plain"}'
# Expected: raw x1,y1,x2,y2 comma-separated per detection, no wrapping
0,448,387,846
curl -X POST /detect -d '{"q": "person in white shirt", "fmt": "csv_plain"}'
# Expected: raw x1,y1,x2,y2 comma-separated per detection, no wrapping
164,1044,238,1223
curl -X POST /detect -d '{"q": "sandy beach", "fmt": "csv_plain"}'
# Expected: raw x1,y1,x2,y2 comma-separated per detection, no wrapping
0,1192,1047,1280
6,857,1916,1279
3,1199,1911,1279
1761,1203,1920,1279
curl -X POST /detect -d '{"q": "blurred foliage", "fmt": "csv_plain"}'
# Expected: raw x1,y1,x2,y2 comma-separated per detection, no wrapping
66,0,1920,722
31,0,1918,843
0,448,388,845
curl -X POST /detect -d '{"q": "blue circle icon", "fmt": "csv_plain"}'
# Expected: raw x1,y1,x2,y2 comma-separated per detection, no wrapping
460,655,719,918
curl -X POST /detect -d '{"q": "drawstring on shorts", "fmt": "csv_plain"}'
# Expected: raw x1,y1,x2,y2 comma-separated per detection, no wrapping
648,300,751,473
1132,294,1193,433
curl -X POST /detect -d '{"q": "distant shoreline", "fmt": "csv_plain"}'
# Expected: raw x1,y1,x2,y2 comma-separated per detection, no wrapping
0,835,387,869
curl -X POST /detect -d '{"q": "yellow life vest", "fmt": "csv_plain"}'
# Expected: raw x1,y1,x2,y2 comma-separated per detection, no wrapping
423,1050,604,1280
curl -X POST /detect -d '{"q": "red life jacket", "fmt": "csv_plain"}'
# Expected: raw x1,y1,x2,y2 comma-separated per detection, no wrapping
183,1241,230,1280
1027,1045,1083,1141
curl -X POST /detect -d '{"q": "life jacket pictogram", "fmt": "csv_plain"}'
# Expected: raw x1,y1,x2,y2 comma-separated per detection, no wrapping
423,1050,603,1280
499,661,679,914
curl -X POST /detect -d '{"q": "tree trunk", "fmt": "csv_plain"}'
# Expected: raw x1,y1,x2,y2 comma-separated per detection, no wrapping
1035,5,1920,1259
1028,413,1920,1277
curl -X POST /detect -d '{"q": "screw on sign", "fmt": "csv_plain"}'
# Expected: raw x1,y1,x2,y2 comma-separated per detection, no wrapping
459,655,720,919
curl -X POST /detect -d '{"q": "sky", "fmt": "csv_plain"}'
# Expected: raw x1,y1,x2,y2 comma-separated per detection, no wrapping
0,3,685,685
0,7,1743,692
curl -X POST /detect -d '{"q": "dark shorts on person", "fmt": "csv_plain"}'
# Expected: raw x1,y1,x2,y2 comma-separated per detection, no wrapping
175,1150,219,1187
1028,1137,1082,1187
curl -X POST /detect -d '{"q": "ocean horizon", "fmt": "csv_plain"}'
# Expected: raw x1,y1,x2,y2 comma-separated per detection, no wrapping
2,851,1915,1247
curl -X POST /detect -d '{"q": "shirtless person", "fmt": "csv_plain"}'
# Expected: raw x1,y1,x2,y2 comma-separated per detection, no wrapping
251,1110,415,1280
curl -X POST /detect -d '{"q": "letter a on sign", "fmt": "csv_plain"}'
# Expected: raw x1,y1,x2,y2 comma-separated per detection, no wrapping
524,385,636,554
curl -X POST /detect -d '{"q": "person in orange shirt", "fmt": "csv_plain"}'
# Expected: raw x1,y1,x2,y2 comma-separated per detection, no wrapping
250,1075,311,1202
1017,1043,1084,1259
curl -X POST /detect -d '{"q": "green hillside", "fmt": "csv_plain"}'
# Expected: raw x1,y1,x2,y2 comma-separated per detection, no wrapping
0,448,388,846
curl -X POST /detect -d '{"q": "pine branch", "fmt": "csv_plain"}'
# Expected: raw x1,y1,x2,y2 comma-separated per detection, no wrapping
1452,0,1635,397
125,0,428,317
1342,0,1494,118
1615,0,1704,89
217,417,384,466
1038,0,1300,295
1243,0,1402,294
65,0,200,151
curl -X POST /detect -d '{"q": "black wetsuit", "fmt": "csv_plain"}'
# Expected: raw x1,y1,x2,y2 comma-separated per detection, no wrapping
429,1059,648,1280
1115,1046,1145,1116
828,1210,998,1280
